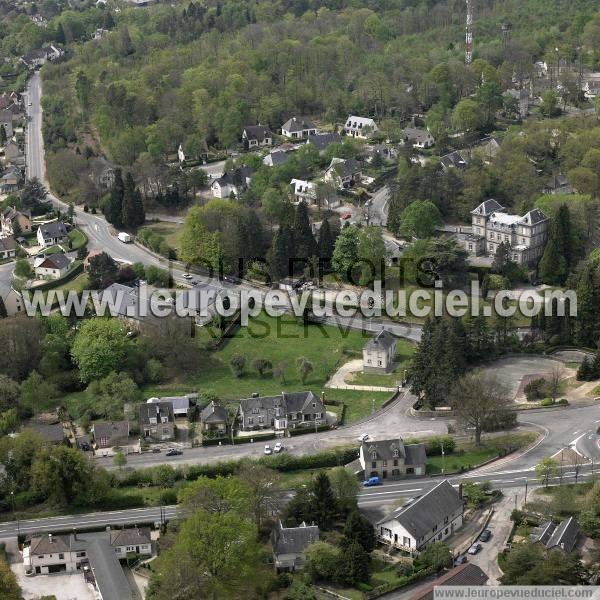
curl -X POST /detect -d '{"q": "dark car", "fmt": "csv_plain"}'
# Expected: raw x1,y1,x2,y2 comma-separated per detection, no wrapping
479,529,492,542
165,448,183,457
454,555,468,565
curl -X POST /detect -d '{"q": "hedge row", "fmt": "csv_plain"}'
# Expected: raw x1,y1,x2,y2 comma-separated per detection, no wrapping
24,261,83,292
289,424,331,436
364,566,436,599
116,446,359,488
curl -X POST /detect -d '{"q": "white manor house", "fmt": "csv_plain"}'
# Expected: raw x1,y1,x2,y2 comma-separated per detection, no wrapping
464,199,549,265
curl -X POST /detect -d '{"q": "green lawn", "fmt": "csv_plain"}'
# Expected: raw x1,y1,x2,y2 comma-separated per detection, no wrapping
142,222,183,252
348,341,414,387
68,228,87,250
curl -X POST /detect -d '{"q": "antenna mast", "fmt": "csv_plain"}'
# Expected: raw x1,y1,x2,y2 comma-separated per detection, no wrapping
465,0,474,65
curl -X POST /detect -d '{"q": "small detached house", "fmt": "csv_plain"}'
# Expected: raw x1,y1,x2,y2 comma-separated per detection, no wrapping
376,480,464,555
200,401,228,433
290,179,316,204
91,420,130,450
402,127,435,149
0,237,16,259
410,564,488,600
305,132,341,153
363,330,396,373
23,534,88,575
242,125,273,149
147,394,196,418
37,220,68,247
238,391,325,431
344,115,378,139
110,527,152,557
140,401,175,442
271,521,320,572
34,252,71,279
360,438,427,480
1,205,31,236
323,157,362,189
263,150,289,167
29,422,65,446
281,117,317,139
0,167,22,194
531,517,580,553
211,166,252,199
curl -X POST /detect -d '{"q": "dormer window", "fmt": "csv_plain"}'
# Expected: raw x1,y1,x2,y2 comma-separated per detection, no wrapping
371,451,377,460
393,448,399,458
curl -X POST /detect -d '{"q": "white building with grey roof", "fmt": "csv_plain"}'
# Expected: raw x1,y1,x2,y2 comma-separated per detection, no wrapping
465,199,549,265
363,329,397,373
376,480,463,554
359,438,426,480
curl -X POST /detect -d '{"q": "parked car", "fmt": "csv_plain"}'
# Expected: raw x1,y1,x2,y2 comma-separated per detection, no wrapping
183,273,193,280
363,476,381,487
165,448,183,456
264,444,273,455
479,529,492,542
468,543,482,555
151,448,161,453
358,433,370,442
454,555,468,565
274,442,283,453
79,441,90,451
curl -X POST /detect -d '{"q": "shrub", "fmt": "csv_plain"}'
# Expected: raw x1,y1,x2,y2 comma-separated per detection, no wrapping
540,398,554,406
159,489,177,505
557,398,569,405
425,436,456,455
525,378,547,401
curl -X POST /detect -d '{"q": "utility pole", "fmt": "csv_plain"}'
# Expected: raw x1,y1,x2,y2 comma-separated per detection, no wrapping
465,0,474,66
524,478,528,507
441,441,446,475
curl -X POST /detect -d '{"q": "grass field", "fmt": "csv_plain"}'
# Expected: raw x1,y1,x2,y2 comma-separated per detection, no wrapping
142,221,183,252
348,341,414,387
143,313,395,423
68,228,87,250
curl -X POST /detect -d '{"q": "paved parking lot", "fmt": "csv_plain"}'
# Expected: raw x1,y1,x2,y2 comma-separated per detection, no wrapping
480,355,568,400
11,563,95,600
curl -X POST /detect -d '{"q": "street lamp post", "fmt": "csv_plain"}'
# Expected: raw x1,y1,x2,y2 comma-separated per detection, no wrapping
441,441,445,475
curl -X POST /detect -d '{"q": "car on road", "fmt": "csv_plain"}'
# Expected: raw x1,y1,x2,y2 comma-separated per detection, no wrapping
28,101,32,106
274,442,283,453
183,273,193,280
479,529,492,542
468,543,482,555
358,433,370,442
191,280,199,285
165,448,183,456
454,555,468,565
363,476,381,487
264,444,273,455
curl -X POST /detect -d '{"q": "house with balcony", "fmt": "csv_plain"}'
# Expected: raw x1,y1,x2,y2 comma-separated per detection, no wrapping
237,391,325,431
359,438,427,481
376,480,464,555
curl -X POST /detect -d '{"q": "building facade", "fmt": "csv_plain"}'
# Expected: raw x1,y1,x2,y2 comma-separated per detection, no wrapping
363,330,396,373
465,200,549,265
359,439,427,480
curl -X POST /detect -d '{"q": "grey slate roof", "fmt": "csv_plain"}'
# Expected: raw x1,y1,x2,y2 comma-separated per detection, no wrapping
440,150,468,169
306,132,341,151
140,401,174,425
546,517,579,552
282,117,316,132
29,422,65,444
239,391,322,421
216,166,252,186
403,127,432,144
200,401,228,423
82,535,133,600
92,420,129,447
109,527,151,548
530,520,555,545
29,534,87,555
243,125,272,142
471,199,504,216
365,329,396,351
39,252,70,270
0,237,16,252
411,564,488,600
520,208,548,225
38,220,67,239
377,480,463,539
328,157,361,178
271,521,319,556
149,395,193,412
363,439,427,465
264,150,289,166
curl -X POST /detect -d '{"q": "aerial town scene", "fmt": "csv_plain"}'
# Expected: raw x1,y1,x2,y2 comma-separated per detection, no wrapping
0,0,600,598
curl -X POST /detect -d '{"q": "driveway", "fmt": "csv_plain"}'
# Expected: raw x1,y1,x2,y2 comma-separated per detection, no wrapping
326,359,397,392
11,563,95,600
480,356,569,400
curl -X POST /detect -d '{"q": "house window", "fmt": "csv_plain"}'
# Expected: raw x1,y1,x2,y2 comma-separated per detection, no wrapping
393,459,398,466
393,448,399,457
444,516,449,524
371,451,377,460
382,460,387,467
247,418,253,425
258,416,264,424
371,461,377,469
59,553,64,559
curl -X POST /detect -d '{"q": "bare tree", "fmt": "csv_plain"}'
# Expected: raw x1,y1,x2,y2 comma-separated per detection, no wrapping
548,366,565,401
236,461,280,527
449,370,511,446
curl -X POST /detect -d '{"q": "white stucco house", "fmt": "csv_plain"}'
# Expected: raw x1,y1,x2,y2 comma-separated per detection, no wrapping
376,480,464,555
344,115,378,138
34,252,71,279
37,220,68,247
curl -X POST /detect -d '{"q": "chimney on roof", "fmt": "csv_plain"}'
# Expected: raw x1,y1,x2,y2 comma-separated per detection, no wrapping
321,391,325,403
48,534,53,543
